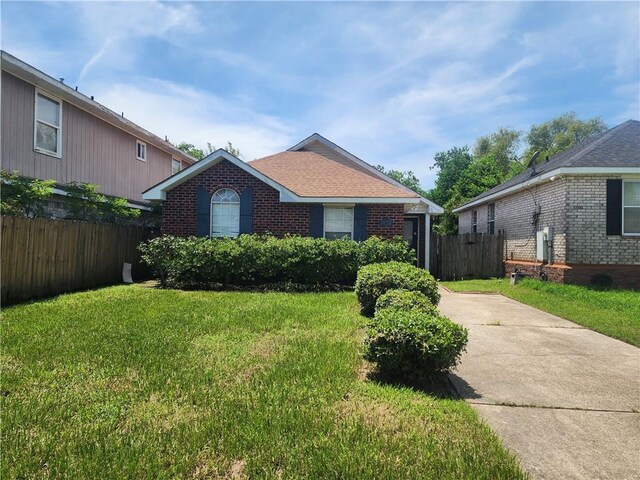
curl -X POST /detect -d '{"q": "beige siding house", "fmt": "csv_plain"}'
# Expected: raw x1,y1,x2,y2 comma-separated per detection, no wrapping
454,120,640,289
1,51,196,206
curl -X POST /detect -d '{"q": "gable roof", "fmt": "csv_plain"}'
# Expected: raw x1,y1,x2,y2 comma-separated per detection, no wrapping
1,50,197,165
142,149,300,202
143,133,445,213
249,150,418,198
455,119,640,212
284,133,444,213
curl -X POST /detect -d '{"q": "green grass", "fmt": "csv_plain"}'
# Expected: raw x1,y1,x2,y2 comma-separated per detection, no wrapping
442,278,640,347
2,286,525,479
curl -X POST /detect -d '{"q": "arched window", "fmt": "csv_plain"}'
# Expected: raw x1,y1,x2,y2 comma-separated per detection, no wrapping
210,188,240,237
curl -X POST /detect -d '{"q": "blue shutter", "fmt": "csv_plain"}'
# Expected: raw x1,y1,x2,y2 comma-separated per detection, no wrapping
353,205,368,241
196,185,210,237
310,205,324,238
239,186,253,234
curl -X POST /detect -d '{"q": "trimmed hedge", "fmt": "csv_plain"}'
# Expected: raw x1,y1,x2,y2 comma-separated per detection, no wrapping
375,289,438,317
138,234,414,290
355,262,440,316
364,309,468,377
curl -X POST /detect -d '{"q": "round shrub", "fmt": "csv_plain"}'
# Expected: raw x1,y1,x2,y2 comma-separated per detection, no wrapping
375,289,438,317
364,309,468,377
355,261,440,316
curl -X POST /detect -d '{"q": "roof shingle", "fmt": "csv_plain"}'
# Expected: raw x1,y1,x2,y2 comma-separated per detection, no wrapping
249,150,419,198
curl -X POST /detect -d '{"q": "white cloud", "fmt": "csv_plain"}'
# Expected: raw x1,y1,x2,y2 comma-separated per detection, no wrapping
75,1,201,82
89,78,295,160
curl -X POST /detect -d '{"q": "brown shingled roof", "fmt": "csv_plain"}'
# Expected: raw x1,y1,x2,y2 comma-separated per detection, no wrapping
249,150,419,198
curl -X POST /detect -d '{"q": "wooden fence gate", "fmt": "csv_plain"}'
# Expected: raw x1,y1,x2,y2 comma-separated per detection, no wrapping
430,232,505,281
1,216,152,305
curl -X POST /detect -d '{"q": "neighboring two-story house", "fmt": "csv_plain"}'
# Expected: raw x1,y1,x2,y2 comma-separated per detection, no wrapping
1,51,196,210
454,120,640,288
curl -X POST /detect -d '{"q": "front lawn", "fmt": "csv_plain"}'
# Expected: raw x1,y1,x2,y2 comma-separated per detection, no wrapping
442,278,640,347
2,286,525,479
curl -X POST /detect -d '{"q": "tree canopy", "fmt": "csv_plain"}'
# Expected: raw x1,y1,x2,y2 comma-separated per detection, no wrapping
524,112,607,163
175,141,241,160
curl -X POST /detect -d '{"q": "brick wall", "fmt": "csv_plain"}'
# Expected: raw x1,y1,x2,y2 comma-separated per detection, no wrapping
460,178,568,264
162,159,406,239
505,261,640,290
367,204,405,238
565,175,640,265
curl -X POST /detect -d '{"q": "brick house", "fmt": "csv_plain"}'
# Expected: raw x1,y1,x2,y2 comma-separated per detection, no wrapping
454,119,640,288
143,134,444,269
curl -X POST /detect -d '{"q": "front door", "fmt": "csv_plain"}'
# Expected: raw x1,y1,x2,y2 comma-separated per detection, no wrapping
403,217,419,266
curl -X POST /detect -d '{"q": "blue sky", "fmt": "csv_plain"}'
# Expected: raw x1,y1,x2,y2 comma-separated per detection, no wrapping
2,1,638,189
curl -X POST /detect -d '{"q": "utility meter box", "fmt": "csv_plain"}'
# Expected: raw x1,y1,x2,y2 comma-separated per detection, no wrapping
536,227,553,262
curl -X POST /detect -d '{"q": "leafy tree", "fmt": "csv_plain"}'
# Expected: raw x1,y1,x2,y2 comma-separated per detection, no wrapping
175,142,210,161
0,170,55,217
175,141,241,160
426,146,473,207
64,182,139,224
473,127,522,175
524,113,607,162
375,166,427,196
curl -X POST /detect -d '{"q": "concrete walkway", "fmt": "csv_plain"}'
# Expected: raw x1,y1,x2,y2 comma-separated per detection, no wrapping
439,289,640,480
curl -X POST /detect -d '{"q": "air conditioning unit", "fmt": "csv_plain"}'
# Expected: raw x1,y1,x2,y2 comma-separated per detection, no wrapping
536,227,553,262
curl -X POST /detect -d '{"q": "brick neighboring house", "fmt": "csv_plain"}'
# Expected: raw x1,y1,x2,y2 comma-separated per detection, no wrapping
1,51,196,211
143,134,444,269
454,119,640,289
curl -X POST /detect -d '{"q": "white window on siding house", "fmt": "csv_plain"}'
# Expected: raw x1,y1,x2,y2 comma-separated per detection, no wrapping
210,188,240,238
172,159,181,175
623,180,640,235
34,90,62,157
471,210,478,233
487,204,495,234
324,206,354,240
136,140,147,161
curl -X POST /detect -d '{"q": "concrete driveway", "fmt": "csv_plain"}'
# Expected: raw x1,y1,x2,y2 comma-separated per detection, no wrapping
439,288,640,480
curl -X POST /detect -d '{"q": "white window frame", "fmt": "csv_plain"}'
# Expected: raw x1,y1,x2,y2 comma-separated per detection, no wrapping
323,206,354,240
33,89,62,158
136,140,147,162
622,179,640,236
210,188,240,238
471,210,478,233
171,158,182,175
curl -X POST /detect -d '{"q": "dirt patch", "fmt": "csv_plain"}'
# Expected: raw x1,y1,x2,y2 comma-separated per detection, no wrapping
336,393,402,433
121,393,199,434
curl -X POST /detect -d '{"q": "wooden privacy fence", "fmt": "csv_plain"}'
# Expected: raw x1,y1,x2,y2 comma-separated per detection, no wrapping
1,216,152,305
430,232,505,281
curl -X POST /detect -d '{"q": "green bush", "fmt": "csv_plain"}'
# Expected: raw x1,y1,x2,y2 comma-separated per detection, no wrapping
138,234,414,290
375,289,438,317
355,262,440,316
365,309,468,377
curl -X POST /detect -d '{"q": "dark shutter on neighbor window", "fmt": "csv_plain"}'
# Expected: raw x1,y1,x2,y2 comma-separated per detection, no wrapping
353,205,368,241
606,179,622,236
310,205,324,238
196,185,210,237
239,186,253,234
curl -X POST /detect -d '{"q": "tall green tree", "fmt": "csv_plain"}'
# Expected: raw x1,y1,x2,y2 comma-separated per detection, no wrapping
524,112,607,162
473,127,522,175
375,166,427,196
427,146,473,207
175,141,242,160
426,146,473,235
